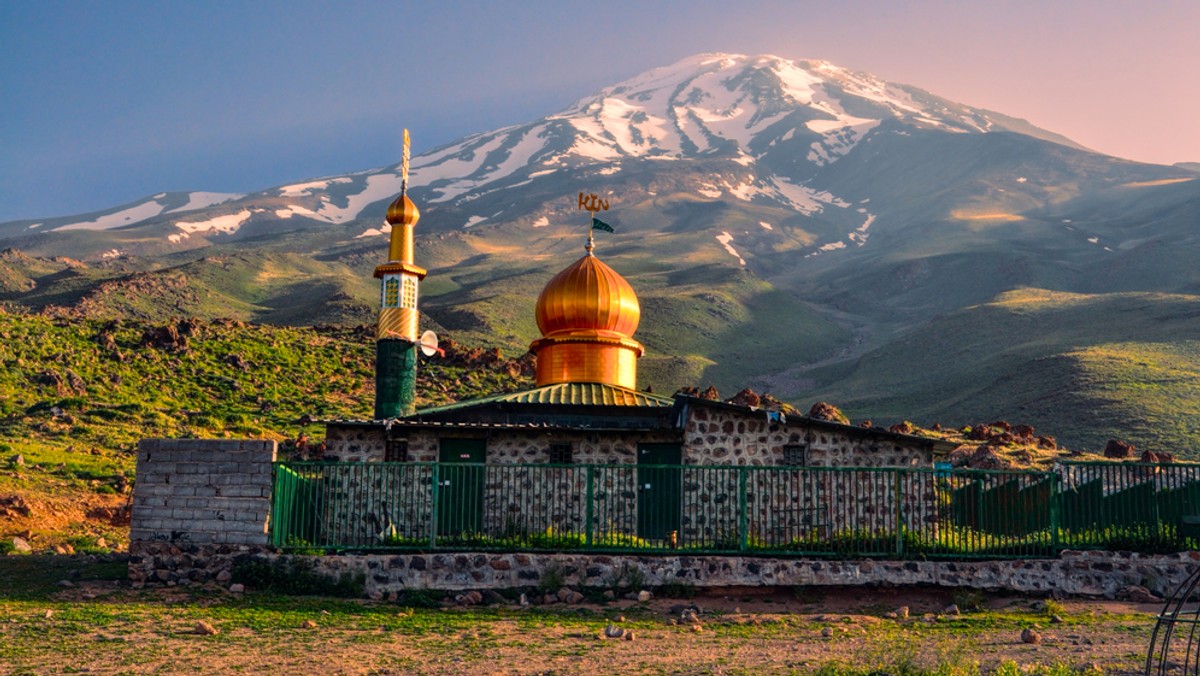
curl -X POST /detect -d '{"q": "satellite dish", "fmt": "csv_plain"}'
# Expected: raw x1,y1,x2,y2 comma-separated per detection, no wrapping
418,330,440,357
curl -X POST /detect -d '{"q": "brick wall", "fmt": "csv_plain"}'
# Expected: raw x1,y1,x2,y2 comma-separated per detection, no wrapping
130,439,277,546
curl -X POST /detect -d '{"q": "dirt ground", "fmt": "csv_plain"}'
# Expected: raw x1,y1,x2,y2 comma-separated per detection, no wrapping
0,580,1163,675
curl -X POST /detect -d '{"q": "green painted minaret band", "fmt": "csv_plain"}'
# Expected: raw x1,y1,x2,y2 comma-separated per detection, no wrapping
374,339,417,419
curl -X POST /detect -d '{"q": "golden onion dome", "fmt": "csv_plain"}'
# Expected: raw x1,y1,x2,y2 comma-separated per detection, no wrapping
535,253,640,338
386,194,420,226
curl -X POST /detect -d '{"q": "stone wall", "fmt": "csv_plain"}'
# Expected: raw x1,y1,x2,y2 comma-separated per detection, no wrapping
323,425,389,462
129,542,1200,600
130,439,276,546
323,424,680,465
682,405,930,468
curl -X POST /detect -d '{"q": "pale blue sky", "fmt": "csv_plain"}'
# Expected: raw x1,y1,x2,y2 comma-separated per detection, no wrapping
2,0,1197,222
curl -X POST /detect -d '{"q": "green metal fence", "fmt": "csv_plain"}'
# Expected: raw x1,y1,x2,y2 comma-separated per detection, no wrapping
269,460,1200,558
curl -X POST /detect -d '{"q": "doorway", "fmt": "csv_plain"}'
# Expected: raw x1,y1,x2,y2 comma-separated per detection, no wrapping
437,438,486,536
637,443,682,542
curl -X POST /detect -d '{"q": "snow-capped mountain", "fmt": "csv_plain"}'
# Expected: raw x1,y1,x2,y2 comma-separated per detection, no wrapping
4,52,1200,454
0,53,1090,243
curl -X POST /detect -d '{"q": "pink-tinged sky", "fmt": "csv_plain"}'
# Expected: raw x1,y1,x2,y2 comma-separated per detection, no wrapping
1,0,1197,222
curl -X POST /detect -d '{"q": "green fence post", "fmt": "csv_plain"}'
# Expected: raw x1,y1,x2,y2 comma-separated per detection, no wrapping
585,464,595,548
1153,467,1163,543
429,463,440,549
1050,469,1061,554
738,467,749,552
895,469,904,557
269,462,280,548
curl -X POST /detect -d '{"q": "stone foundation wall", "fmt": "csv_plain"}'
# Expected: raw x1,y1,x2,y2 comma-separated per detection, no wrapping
129,542,1200,600
130,439,276,546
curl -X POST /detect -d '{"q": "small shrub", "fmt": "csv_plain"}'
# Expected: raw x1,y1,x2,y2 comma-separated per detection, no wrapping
66,534,113,554
398,588,444,609
282,536,324,556
1043,599,1066,617
603,562,646,593
626,564,646,592
580,586,613,604
951,588,986,613
231,556,365,598
537,563,566,594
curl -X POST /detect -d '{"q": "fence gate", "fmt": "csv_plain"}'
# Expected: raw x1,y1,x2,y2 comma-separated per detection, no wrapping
637,443,682,542
437,439,485,535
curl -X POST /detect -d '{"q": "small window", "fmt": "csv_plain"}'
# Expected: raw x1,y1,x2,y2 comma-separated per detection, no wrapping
385,439,409,462
383,278,400,308
548,443,573,465
401,277,418,309
781,445,807,467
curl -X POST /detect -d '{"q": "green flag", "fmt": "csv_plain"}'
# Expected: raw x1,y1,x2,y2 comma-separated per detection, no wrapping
591,217,614,233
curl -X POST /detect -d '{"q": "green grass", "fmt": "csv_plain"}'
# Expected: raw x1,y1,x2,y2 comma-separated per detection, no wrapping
0,310,530,460
800,289,1200,456
0,556,1154,674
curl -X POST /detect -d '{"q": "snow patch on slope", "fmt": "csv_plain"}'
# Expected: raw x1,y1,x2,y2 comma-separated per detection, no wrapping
770,177,849,214
273,205,320,219
165,192,243,214
278,178,351,197
58,200,167,231
716,231,746,265
315,174,405,222
174,209,254,237
356,224,391,238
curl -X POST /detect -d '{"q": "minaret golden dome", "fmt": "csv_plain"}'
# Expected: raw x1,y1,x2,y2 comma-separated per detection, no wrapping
530,247,644,389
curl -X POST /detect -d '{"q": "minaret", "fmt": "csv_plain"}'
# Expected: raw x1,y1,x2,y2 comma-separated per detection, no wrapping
373,129,427,418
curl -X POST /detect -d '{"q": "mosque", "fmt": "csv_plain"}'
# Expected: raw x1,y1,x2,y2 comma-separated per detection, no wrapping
320,165,952,540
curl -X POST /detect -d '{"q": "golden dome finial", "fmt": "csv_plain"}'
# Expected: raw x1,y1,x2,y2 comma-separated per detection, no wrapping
386,194,420,227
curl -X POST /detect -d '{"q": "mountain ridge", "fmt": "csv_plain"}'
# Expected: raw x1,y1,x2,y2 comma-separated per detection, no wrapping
2,52,1198,454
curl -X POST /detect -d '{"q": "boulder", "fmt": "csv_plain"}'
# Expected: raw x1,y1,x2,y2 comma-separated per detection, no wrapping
1141,450,1174,464
1104,439,1135,459
808,402,850,425
967,446,1012,470
193,621,219,636
726,388,762,408
1119,585,1158,603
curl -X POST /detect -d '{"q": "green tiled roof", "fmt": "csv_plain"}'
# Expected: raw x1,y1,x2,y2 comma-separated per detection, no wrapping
412,382,674,416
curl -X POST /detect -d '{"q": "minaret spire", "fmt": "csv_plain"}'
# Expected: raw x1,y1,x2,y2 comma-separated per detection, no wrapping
373,129,428,419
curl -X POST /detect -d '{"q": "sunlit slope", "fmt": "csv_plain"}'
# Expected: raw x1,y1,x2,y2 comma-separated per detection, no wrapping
800,289,1200,455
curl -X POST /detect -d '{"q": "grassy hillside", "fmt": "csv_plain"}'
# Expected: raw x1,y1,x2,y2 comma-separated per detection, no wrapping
0,309,532,551
799,289,1200,455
